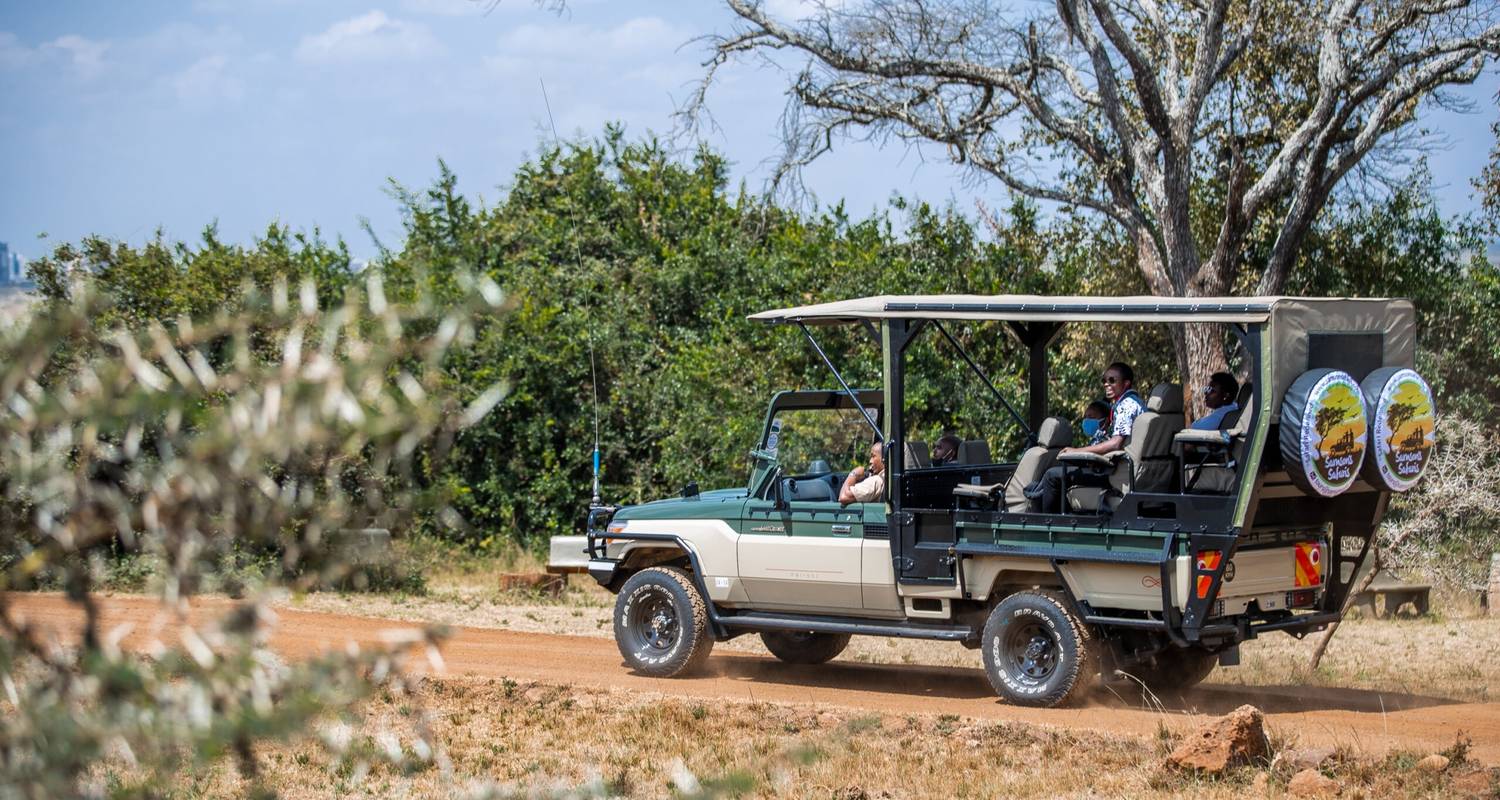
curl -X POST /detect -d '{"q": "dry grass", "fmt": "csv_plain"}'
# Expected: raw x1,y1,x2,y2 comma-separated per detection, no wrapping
127,677,1496,799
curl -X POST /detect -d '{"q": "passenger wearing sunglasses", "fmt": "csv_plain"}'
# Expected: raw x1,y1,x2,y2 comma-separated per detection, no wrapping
1190,371,1240,430
1027,362,1145,513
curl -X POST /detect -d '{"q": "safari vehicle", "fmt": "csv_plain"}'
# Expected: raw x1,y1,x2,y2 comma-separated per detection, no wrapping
571,295,1436,707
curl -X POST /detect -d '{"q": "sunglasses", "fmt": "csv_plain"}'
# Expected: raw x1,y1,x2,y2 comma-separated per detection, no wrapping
1103,376,1123,384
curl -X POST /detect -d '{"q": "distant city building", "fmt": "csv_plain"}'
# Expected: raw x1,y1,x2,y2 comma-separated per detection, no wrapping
0,241,31,287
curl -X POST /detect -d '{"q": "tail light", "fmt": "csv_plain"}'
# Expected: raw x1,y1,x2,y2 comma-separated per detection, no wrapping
1288,589,1318,608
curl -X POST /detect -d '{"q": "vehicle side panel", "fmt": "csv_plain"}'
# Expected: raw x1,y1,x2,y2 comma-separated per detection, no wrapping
738,533,863,611
859,539,903,611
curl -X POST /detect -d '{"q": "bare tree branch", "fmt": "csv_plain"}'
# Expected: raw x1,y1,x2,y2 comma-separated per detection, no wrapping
690,0,1500,391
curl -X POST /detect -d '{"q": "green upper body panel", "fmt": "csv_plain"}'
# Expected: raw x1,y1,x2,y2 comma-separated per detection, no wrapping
612,488,749,523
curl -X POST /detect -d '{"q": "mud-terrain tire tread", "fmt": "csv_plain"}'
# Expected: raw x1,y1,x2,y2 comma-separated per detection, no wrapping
613,566,715,677
980,589,1099,708
1130,648,1217,694
760,630,852,665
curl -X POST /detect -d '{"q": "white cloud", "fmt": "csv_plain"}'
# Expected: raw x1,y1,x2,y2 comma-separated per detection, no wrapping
138,22,244,59
43,34,109,79
0,31,35,70
296,11,439,63
169,55,244,104
495,16,688,60
401,0,494,16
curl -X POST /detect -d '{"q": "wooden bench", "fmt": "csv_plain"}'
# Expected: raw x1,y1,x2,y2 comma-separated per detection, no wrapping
1350,579,1432,618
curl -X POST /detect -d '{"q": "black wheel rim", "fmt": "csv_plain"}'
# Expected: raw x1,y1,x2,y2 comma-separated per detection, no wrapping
1004,622,1058,682
628,588,679,652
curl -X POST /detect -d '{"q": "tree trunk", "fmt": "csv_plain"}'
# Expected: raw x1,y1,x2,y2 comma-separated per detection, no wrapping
1133,230,1227,419
1180,322,1227,420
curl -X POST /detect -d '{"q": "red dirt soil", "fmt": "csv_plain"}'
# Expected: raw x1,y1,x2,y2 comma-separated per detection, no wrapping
9,593,1498,762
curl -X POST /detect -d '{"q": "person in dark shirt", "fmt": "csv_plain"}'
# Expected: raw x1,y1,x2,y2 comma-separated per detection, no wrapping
930,433,963,465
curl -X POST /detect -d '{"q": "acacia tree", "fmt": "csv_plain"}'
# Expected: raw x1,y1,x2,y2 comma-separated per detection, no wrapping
694,0,1500,396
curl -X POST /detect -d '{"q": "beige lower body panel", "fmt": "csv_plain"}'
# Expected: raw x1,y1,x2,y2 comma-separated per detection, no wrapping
1057,546,1311,613
738,534,864,612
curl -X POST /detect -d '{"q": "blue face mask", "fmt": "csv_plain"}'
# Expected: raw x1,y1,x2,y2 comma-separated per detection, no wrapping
1082,417,1103,438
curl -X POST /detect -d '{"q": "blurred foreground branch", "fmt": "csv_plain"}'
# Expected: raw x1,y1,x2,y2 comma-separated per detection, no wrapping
0,271,507,798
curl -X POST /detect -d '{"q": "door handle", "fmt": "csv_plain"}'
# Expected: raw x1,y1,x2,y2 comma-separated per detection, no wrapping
831,524,853,536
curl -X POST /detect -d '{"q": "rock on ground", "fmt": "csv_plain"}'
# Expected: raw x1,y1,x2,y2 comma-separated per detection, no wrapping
1287,768,1340,797
1167,704,1269,773
1272,747,1338,772
1415,753,1450,773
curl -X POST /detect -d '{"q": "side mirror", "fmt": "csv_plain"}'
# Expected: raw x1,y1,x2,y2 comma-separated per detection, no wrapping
769,467,788,510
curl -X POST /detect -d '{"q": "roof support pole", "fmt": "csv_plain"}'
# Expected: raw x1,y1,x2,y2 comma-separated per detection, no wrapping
1007,322,1065,431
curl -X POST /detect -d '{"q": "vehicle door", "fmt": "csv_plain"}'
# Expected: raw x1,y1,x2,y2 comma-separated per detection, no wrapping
738,406,872,612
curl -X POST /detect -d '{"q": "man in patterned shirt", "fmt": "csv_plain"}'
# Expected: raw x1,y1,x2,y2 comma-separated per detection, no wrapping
1027,362,1146,513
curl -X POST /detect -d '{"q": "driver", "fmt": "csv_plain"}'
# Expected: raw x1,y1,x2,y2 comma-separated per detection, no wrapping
839,441,885,505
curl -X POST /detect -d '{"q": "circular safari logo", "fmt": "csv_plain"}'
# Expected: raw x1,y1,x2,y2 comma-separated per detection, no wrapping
1361,368,1436,492
1282,369,1367,497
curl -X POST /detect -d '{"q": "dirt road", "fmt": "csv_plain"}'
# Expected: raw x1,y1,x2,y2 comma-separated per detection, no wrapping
10,593,1498,761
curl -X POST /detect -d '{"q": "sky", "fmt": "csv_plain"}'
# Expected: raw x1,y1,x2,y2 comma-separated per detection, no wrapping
0,0,1496,262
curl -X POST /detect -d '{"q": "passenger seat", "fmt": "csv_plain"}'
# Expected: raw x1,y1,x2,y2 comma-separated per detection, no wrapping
952,418,1071,510
904,441,931,469
1177,382,1253,494
1064,383,1185,513
957,439,991,465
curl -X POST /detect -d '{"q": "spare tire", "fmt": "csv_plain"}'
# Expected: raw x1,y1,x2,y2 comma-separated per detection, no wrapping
1360,367,1437,492
1279,368,1368,497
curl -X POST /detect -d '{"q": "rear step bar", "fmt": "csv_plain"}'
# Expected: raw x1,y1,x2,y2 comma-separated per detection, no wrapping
719,611,972,641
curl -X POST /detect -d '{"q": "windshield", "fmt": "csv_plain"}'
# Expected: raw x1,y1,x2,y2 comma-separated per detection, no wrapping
763,405,879,476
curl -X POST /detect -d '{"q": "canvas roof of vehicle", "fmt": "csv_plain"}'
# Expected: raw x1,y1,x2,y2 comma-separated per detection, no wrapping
749,295,1417,423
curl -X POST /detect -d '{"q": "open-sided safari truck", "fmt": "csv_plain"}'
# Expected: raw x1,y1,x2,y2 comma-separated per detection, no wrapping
569,295,1437,707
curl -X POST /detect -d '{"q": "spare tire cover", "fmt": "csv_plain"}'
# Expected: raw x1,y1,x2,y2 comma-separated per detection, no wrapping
1279,369,1368,497
1360,367,1436,492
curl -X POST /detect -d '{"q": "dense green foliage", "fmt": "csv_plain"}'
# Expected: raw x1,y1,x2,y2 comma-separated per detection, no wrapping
28,129,1500,547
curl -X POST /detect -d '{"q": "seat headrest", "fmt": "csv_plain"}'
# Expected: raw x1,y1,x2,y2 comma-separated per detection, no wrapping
1147,383,1184,413
1236,381,1254,407
805,459,832,475
958,439,991,465
1036,417,1072,448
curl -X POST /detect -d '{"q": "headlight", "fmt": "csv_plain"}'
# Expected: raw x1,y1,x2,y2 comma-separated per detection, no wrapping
606,520,627,534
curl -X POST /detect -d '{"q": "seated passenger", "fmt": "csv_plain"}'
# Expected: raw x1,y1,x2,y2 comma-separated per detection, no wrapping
1081,400,1109,441
1027,362,1145,514
931,433,963,465
839,441,885,506
1191,371,1240,430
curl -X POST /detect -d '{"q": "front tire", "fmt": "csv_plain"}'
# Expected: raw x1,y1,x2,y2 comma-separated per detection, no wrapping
613,567,715,677
760,630,851,664
981,590,1099,707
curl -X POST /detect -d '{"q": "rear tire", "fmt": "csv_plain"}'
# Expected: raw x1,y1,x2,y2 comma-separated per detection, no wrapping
760,630,851,665
981,590,1099,707
1128,648,1217,694
613,567,715,677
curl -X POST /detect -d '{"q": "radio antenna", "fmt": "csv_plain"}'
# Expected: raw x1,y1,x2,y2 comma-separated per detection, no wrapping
540,78,603,505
